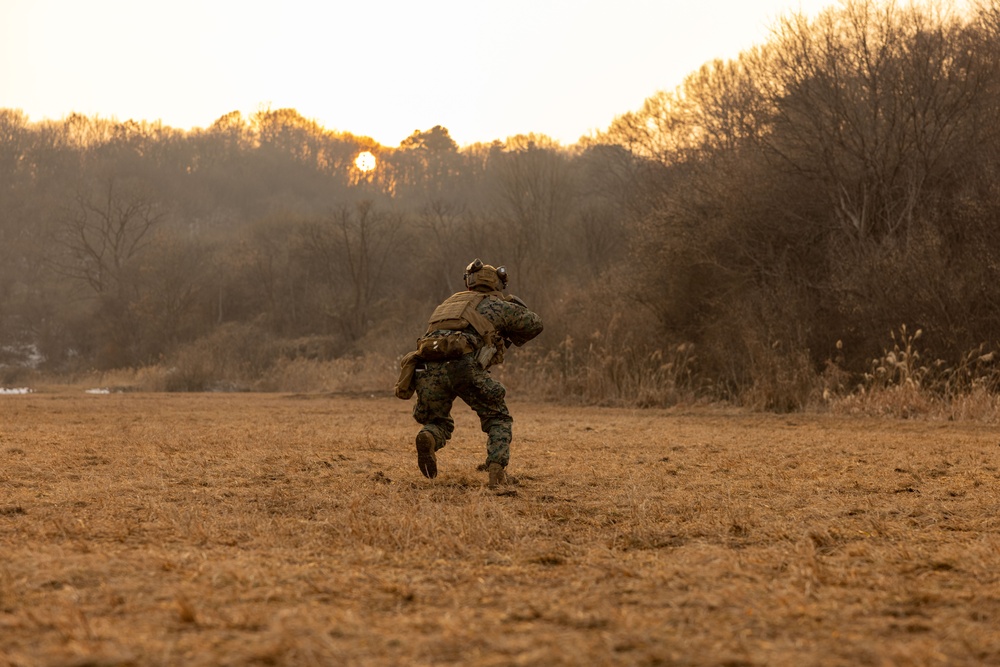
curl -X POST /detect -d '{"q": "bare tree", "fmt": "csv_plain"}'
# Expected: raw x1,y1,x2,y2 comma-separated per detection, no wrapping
755,0,987,246
418,198,470,297
484,139,576,303
49,177,166,366
56,177,164,299
296,201,406,343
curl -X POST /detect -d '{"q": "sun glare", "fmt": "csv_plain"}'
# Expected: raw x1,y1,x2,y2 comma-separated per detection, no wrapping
355,151,377,172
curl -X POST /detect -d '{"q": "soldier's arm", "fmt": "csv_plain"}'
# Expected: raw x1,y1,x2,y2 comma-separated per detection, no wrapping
501,299,543,347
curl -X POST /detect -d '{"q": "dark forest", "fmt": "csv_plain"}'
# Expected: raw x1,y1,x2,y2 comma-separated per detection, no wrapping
2,0,999,411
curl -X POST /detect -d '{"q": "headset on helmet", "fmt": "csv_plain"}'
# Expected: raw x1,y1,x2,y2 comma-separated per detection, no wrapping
464,258,508,291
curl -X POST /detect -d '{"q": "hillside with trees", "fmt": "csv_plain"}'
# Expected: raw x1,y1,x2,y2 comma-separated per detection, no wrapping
2,0,999,412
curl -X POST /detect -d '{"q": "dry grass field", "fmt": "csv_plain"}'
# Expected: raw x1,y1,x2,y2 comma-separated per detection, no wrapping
2,389,1000,666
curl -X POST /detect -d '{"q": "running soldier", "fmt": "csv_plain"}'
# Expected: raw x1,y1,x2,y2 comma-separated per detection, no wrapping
399,259,543,488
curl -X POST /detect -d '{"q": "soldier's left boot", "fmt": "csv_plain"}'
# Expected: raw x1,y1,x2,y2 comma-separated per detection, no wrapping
487,462,518,489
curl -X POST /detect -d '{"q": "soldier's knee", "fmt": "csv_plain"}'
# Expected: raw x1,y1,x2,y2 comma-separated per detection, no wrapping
484,419,512,439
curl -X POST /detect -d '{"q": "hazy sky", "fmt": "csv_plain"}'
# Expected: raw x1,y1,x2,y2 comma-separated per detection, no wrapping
1,0,834,147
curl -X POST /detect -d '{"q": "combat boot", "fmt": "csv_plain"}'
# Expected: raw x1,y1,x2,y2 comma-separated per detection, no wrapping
416,431,437,479
487,462,518,488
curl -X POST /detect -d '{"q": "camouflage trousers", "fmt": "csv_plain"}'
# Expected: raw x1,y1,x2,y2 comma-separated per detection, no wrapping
412,356,513,468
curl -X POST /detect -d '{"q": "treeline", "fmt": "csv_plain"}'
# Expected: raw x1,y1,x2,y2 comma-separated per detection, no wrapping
2,0,999,411
597,0,1000,409
0,111,628,387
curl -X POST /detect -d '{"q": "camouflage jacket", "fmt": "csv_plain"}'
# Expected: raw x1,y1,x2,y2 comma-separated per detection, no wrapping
425,289,543,359
470,291,543,349
396,291,542,398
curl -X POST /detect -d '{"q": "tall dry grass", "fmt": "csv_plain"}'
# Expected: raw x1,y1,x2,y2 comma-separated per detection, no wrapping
32,319,1000,421
498,316,699,407
829,325,1000,422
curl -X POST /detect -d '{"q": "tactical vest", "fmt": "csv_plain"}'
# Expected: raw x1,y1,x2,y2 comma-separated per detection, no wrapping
419,290,505,367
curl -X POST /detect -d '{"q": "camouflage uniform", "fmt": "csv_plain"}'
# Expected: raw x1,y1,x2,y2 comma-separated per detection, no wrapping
413,291,543,472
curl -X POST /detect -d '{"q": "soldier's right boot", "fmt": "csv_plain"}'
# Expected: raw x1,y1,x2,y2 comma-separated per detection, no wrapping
416,431,437,479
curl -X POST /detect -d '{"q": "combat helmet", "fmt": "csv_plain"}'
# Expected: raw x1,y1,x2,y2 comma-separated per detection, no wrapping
464,258,508,292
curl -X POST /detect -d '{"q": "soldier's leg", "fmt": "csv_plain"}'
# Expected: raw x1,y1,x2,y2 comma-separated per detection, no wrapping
480,407,513,467
453,360,513,467
412,363,456,449
412,363,456,478
470,388,516,488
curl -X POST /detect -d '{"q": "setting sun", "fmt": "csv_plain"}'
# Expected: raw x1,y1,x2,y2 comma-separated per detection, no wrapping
354,151,377,172
0,0,835,147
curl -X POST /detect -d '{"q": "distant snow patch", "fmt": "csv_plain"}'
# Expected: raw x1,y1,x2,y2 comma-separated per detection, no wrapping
0,387,32,394
1,344,44,369
85,388,111,394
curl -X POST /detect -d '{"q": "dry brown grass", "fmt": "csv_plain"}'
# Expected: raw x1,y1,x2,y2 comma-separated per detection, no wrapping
3,390,1000,666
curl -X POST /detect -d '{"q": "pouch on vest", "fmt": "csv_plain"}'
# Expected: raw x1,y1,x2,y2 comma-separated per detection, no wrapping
425,291,505,367
394,350,421,399
416,331,474,361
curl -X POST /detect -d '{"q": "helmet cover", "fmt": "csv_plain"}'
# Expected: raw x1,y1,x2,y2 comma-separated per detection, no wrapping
464,258,507,291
